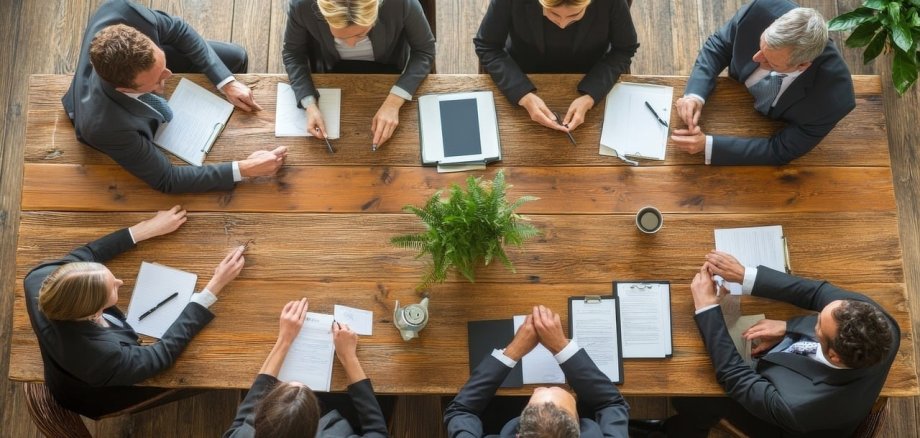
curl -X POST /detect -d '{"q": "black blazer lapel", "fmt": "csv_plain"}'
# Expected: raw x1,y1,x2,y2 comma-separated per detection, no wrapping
770,67,813,117
97,75,166,123
525,1,546,55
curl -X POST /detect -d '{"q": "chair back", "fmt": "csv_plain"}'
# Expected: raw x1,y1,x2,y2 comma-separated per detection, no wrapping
23,382,93,438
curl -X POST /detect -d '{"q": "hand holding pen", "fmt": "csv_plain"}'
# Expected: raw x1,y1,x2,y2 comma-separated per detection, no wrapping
552,111,578,146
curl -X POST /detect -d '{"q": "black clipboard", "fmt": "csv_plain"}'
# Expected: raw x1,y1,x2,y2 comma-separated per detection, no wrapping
613,281,673,358
567,295,623,384
466,319,523,387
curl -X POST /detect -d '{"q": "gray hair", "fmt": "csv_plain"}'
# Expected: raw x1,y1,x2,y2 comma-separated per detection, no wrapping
763,7,828,66
518,402,579,438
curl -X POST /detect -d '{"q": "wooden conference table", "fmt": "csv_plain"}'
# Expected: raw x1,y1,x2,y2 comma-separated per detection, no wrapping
9,73,919,397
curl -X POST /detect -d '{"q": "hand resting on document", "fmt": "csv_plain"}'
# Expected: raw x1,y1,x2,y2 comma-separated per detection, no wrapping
743,319,787,356
334,322,368,384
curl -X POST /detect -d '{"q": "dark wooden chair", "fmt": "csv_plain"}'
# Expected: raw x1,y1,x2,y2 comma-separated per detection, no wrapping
714,397,890,438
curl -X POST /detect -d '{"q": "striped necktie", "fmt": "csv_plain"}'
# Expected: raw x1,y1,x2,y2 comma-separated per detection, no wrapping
138,92,174,122
748,73,786,115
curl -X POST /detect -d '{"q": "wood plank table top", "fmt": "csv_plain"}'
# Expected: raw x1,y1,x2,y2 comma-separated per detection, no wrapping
9,73,918,397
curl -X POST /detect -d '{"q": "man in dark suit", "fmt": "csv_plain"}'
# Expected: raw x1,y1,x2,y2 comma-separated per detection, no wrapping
671,0,855,165
654,251,898,437
444,305,629,437
63,0,286,193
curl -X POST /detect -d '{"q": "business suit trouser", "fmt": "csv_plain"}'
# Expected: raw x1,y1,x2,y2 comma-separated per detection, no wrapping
162,40,249,75
667,396,784,438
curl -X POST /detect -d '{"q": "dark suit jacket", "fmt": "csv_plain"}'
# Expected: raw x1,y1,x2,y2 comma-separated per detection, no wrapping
62,0,236,193
23,228,214,419
474,0,638,105
694,267,900,436
282,0,435,106
685,0,855,165
444,349,629,437
223,374,388,438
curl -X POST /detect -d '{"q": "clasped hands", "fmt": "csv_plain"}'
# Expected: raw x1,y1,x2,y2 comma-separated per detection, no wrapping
670,95,707,154
518,92,594,134
504,305,570,361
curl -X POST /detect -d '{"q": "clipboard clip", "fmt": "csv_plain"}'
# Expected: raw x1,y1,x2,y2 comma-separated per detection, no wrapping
201,122,224,154
781,235,792,273
584,295,602,303
629,283,654,290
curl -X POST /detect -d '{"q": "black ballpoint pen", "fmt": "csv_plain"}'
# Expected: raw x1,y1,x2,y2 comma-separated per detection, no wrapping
315,127,336,153
644,101,669,128
138,292,179,321
552,111,577,146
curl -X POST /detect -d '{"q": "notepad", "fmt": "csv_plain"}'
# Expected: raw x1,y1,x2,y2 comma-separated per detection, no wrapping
714,225,790,295
728,313,765,366
125,262,197,339
153,78,234,166
275,83,341,139
599,82,673,162
333,304,373,336
614,282,672,358
278,312,335,391
568,296,623,383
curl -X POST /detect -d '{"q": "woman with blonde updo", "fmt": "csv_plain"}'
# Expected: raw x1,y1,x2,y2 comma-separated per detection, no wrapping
24,206,246,418
475,0,638,134
283,0,435,150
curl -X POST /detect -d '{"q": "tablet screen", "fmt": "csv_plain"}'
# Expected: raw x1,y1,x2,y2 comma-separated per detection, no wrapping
439,98,482,157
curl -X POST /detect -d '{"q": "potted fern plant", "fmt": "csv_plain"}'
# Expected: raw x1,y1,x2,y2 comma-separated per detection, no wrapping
829,0,920,94
391,170,540,290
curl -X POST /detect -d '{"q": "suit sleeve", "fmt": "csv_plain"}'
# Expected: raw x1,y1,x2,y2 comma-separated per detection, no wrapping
684,2,749,100
560,349,629,437
694,306,801,431
576,1,639,103
474,0,536,105
87,128,235,193
223,373,278,438
140,5,234,85
443,355,514,438
751,267,879,312
81,302,215,386
346,379,388,437
392,0,435,97
283,0,321,106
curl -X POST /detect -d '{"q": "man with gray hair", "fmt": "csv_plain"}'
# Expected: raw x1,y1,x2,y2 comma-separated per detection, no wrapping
670,0,855,165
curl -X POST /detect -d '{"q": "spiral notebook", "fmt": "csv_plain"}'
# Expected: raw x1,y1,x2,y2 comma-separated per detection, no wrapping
153,78,234,166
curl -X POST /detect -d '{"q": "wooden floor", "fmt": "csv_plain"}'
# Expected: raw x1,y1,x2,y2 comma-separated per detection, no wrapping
1,0,917,437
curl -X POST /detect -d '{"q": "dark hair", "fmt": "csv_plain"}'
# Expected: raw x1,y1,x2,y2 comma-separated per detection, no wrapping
830,300,893,369
89,24,156,88
517,402,579,438
253,382,321,438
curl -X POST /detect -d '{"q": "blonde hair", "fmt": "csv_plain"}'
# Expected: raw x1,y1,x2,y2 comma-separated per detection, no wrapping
316,0,379,29
39,262,109,321
539,0,592,8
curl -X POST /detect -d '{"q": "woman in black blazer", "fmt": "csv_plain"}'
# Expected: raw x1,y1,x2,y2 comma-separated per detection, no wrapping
475,0,639,133
224,299,389,437
23,206,246,419
283,0,435,150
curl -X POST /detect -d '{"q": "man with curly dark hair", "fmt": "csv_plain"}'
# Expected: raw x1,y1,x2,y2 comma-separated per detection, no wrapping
646,251,899,438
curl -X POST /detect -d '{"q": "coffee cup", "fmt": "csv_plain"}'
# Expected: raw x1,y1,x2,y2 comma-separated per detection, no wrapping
636,206,663,234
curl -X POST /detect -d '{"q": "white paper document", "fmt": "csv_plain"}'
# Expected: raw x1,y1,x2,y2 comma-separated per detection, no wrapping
275,83,341,139
333,305,373,336
570,298,621,383
600,82,673,161
513,315,565,384
728,314,765,366
153,78,234,166
616,282,672,358
714,225,788,295
126,262,197,339
278,312,336,391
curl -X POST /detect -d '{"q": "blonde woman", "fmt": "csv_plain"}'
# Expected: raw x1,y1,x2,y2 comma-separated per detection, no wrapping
283,0,435,150
475,0,638,133
23,206,246,419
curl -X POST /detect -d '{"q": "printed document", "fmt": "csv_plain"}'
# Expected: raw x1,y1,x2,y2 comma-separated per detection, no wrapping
278,312,336,391
153,78,234,166
275,83,341,139
570,298,621,382
126,262,197,339
714,225,788,294
333,304,373,336
513,315,565,384
600,82,673,161
616,282,672,358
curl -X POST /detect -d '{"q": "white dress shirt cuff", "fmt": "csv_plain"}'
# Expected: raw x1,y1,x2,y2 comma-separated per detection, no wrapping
390,86,412,101
127,228,137,244
742,266,758,294
685,93,706,105
300,96,316,108
216,76,236,91
231,161,242,182
554,340,580,364
704,135,714,165
492,349,519,368
694,304,720,315
191,289,219,308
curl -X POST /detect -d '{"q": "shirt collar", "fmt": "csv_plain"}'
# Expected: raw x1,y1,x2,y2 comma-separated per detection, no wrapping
815,344,848,369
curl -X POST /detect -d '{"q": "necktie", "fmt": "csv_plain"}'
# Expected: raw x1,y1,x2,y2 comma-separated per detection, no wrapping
782,339,820,357
748,73,786,115
138,92,173,122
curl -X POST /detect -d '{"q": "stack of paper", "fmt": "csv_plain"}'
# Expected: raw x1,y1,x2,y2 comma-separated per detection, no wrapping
419,91,502,172
153,78,234,166
615,282,672,358
714,225,789,295
599,82,673,162
278,312,336,391
569,296,622,383
126,262,197,339
275,83,341,139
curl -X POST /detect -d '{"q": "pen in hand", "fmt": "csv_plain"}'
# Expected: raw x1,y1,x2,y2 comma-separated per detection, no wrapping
138,292,179,321
551,111,577,146
644,101,669,128
315,127,335,154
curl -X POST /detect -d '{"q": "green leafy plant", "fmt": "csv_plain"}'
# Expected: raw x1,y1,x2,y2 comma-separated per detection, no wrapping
391,170,540,290
829,0,920,95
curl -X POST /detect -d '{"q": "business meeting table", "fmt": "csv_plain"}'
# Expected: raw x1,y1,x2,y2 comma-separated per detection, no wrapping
9,73,919,398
